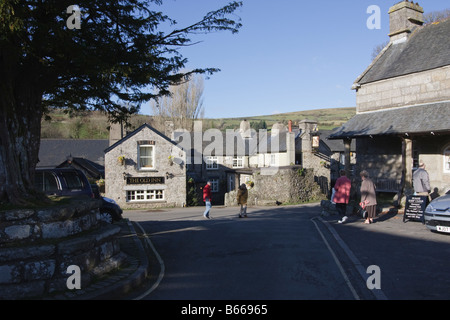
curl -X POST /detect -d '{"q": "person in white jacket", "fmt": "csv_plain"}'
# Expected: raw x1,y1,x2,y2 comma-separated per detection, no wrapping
413,162,431,202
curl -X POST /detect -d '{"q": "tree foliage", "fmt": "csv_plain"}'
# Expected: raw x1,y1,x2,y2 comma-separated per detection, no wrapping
1,0,242,120
151,73,205,132
0,0,242,205
424,9,450,24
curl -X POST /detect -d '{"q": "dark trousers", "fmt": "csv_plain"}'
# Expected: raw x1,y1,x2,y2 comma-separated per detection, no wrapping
336,203,347,217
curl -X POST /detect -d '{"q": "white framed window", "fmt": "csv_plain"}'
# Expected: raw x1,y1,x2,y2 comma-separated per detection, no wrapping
270,154,277,166
444,146,450,173
127,189,164,202
233,156,244,168
206,156,218,170
210,179,219,192
138,145,155,170
340,153,346,165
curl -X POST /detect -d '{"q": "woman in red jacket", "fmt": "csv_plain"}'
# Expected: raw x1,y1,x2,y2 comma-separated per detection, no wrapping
334,170,351,224
203,181,212,219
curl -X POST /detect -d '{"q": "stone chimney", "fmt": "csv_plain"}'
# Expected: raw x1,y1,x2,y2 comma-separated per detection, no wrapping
298,119,318,153
239,119,252,139
165,120,174,140
388,1,424,43
109,121,123,146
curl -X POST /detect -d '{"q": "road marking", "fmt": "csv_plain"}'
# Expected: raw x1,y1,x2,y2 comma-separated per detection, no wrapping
314,217,388,300
311,217,360,300
132,221,165,300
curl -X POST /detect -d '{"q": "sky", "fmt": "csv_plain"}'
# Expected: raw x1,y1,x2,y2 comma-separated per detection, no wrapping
139,0,450,119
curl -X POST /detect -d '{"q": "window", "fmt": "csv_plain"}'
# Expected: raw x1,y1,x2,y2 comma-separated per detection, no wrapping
233,156,244,168
206,156,218,170
127,190,164,202
444,147,450,173
210,179,219,192
35,171,59,192
60,171,85,190
139,145,155,170
340,153,345,165
270,154,277,166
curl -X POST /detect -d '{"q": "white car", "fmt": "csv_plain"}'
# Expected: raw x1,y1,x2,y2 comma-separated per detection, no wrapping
424,190,450,233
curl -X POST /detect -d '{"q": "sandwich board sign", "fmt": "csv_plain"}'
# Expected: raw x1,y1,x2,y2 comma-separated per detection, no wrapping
403,195,428,223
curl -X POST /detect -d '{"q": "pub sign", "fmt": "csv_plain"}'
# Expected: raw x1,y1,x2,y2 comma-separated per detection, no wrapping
126,176,165,185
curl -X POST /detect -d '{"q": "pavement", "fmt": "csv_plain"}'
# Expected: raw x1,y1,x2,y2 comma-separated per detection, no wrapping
42,203,447,300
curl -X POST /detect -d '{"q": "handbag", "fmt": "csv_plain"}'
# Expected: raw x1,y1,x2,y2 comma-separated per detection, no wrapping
358,204,368,219
361,208,368,219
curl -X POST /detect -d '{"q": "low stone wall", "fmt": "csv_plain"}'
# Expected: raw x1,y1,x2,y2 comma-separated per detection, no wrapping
225,167,324,206
0,199,126,299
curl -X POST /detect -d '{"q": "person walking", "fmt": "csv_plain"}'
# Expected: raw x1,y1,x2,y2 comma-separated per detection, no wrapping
334,170,352,224
413,162,431,203
237,183,249,218
203,181,212,219
360,170,377,224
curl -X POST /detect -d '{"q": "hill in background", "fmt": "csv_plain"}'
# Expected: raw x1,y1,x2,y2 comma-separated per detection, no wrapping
204,107,356,132
41,107,356,139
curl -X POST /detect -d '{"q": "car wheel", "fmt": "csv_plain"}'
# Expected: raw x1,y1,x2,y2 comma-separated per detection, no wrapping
98,211,113,224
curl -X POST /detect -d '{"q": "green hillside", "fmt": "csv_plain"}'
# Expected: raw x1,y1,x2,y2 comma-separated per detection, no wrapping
203,107,356,131
40,107,356,139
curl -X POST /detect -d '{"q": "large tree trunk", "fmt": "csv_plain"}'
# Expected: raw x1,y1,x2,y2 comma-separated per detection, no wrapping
0,76,45,205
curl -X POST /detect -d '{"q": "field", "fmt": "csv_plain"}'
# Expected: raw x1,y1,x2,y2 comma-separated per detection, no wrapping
203,107,356,131
40,107,356,139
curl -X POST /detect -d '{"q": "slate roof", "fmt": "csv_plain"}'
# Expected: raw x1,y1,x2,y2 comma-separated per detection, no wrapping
355,18,450,85
38,139,109,168
57,157,105,179
174,129,298,156
328,101,450,139
320,130,356,151
104,123,179,153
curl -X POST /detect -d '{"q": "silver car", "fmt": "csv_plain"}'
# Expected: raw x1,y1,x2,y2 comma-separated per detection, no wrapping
424,190,450,233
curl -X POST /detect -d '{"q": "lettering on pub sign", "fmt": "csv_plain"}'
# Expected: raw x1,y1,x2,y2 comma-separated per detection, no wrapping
126,176,165,185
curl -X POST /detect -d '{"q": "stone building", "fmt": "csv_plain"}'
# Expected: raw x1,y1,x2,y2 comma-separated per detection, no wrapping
172,119,352,204
104,124,187,208
103,116,356,207
330,1,450,200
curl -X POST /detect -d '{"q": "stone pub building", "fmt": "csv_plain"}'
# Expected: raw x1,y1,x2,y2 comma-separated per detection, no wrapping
330,1,450,201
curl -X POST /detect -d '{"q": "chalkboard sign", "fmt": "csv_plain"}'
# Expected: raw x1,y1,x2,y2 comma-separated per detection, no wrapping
403,195,428,223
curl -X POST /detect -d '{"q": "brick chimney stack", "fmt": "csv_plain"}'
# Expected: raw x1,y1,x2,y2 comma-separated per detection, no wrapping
388,1,424,43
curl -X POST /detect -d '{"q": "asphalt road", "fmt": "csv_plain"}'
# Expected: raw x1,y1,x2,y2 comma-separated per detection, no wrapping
122,203,450,303
123,204,372,301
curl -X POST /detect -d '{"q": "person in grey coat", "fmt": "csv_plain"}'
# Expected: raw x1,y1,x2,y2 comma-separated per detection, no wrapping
413,162,431,202
360,170,377,224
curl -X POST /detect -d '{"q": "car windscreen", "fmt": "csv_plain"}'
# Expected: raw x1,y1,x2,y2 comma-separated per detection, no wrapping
60,171,86,190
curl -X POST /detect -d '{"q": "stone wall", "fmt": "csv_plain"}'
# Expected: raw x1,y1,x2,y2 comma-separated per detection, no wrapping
225,167,324,206
0,199,125,299
356,65,450,113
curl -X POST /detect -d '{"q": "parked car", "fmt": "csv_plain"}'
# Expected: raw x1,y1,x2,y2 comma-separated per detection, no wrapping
91,183,123,223
35,168,94,198
34,168,122,223
424,189,450,233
